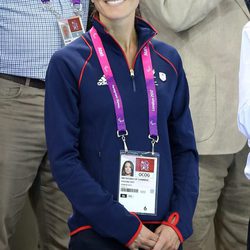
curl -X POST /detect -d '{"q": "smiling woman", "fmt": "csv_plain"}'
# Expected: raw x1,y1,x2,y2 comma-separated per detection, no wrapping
45,0,199,249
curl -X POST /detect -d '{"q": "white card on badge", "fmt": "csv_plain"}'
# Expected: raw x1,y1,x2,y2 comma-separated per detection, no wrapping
118,150,159,216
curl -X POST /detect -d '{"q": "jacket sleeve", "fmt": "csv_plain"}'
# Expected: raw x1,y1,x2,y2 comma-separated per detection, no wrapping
44,51,142,246
140,0,223,32
163,56,199,241
238,23,250,180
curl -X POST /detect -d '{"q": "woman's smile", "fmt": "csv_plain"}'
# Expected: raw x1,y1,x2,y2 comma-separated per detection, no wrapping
104,0,125,6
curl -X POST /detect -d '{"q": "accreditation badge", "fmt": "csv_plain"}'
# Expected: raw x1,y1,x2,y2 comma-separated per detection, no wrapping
57,16,85,45
118,150,159,215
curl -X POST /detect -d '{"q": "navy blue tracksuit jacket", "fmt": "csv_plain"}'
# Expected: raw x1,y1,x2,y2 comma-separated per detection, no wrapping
45,17,199,247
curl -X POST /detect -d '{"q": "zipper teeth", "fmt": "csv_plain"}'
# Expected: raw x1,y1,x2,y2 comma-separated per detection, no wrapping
130,69,136,92
106,37,152,93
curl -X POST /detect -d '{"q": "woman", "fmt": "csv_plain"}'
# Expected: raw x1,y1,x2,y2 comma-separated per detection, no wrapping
122,161,134,177
45,0,199,249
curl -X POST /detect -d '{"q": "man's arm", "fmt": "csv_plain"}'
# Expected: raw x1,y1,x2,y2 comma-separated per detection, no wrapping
238,22,250,180
238,23,250,139
140,0,223,32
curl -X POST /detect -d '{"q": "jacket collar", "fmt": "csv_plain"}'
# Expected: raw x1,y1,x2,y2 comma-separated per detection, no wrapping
91,16,157,52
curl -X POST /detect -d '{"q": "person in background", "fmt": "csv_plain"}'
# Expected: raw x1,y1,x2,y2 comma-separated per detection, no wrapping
45,0,199,249
238,1,250,250
0,1,89,249
140,0,250,249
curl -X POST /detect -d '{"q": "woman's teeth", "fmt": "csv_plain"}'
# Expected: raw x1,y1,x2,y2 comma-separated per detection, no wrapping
105,0,124,6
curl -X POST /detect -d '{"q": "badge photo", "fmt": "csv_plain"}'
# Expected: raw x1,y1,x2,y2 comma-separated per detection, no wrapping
121,160,135,177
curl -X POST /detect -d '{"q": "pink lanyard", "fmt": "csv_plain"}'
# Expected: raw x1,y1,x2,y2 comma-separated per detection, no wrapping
90,27,159,153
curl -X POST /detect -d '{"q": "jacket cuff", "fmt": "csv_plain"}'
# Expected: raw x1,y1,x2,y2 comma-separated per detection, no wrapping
125,213,143,247
162,212,184,243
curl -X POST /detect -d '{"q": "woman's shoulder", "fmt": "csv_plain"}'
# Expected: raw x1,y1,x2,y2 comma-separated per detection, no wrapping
50,33,93,66
150,38,182,72
52,34,92,58
151,39,180,59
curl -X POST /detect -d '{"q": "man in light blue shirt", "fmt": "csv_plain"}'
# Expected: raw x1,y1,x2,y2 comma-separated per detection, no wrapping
0,1,89,249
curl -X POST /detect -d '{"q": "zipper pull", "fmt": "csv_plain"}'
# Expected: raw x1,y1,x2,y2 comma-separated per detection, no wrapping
130,69,136,92
130,69,135,78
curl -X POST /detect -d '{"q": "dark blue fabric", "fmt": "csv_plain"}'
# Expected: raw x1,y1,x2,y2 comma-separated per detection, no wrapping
69,229,128,250
69,225,183,250
245,0,250,13
45,17,198,245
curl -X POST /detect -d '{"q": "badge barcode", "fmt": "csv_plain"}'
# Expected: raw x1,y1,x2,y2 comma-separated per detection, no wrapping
121,188,139,193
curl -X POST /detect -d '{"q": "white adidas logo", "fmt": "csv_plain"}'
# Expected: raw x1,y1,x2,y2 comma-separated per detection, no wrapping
97,75,107,86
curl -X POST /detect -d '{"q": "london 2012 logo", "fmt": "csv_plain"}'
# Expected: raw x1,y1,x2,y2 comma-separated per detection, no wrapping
136,158,155,173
